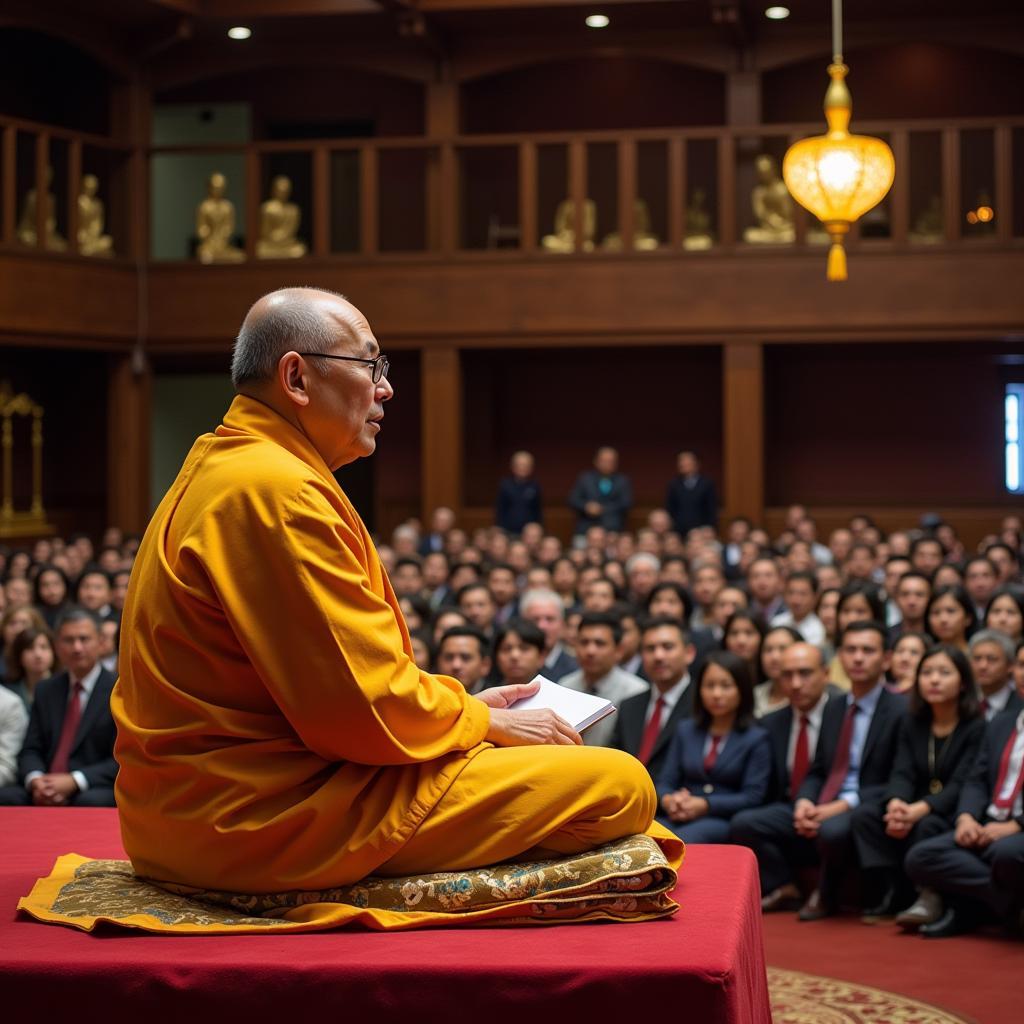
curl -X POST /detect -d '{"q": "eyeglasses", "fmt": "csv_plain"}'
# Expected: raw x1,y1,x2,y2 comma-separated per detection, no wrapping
297,352,390,384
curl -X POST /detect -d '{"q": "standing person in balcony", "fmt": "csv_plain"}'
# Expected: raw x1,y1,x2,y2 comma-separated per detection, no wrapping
568,446,632,536
665,450,718,538
495,450,543,535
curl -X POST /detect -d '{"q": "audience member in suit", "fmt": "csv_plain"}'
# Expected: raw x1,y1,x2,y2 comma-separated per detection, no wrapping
75,567,119,624
851,645,985,923
925,584,977,653
722,610,766,692
0,607,117,807
457,582,498,643
644,583,717,668
665,450,718,537
754,625,804,719
610,617,697,781
568,446,633,535
983,586,1024,646
435,626,492,696
656,650,771,842
32,564,72,630
904,704,1024,937
969,628,1023,722
487,564,520,627
0,683,28,787
747,556,787,626
731,642,837,910
519,588,578,682
771,571,827,649
417,506,455,556
689,563,726,633
492,619,546,688
495,450,543,535
560,612,647,748
792,621,907,920
1014,638,1024,699
886,571,932,648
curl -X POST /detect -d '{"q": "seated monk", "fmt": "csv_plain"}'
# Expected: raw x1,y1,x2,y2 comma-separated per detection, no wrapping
112,287,677,895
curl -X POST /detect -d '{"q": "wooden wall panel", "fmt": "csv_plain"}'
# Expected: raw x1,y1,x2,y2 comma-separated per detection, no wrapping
143,249,1024,351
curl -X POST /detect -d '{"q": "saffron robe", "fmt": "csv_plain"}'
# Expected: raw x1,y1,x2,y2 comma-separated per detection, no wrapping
114,396,677,895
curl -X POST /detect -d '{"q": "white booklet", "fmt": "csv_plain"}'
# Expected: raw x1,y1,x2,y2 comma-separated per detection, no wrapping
509,676,616,734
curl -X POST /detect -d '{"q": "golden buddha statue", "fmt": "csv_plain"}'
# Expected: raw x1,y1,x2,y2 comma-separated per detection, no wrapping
743,154,795,245
683,188,714,251
196,172,245,264
257,175,306,259
602,199,659,251
541,198,596,253
77,174,114,257
17,166,68,251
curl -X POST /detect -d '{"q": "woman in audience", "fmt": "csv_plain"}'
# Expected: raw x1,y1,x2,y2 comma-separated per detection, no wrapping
655,650,771,842
723,610,766,686
983,586,1024,643
754,625,803,717
645,582,693,624
5,625,58,708
4,549,31,579
816,587,841,659
0,605,47,681
925,585,976,652
602,560,627,593
888,631,929,693
409,632,432,672
493,618,547,687
851,645,983,929
33,564,71,629
934,563,965,590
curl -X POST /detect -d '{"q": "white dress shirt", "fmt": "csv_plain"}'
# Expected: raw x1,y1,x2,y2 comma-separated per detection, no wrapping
982,683,1015,722
644,673,691,726
987,709,1024,822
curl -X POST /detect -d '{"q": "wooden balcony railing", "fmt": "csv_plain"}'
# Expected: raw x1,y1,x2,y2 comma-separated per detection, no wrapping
2,111,1022,265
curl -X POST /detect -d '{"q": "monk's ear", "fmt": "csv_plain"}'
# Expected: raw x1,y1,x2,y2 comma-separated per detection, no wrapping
278,352,311,407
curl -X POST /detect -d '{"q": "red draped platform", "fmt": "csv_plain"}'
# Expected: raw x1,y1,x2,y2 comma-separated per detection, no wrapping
2,809,771,1024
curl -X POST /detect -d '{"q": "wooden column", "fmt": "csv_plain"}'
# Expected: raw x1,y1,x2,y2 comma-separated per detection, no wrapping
107,353,153,533
426,78,458,253
420,346,462,523
722,342,764,524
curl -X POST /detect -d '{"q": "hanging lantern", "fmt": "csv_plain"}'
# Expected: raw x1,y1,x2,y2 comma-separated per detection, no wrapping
782,2,895,281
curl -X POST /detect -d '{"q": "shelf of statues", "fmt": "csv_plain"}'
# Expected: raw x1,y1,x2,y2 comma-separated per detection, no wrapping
196,172,246,263
78,174,114,257
541,198,597,253
602,199,660,252
682,188,714,251
742,154,796,246
257,175,307,259
16,167,68,252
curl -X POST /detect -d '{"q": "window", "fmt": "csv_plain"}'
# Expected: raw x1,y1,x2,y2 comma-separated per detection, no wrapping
1007,384,1024,493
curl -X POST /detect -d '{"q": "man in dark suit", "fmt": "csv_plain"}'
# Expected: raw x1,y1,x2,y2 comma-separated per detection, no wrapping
417,506,455,556
568,447,632,535
0,607,117,807
904,705,1024,936
495,450,543,535
731,642,837,910
610,617,696,782
731,623,905,919
665,450,717,538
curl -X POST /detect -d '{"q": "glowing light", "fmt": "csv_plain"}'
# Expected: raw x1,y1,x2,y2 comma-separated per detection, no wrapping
227,26,252,40
977,206,994,222
765,7,791,19
585,14,610,28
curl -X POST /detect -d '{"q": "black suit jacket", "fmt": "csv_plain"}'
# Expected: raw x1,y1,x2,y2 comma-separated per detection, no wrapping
958,707,1024,828
495,476,543,534
18,668,118,789
568,470,632,533
797,686,906,806
665,474,718,536
887,714,986,820
610,681,695,781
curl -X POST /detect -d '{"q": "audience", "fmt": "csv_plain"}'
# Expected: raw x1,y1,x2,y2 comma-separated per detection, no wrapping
3,501,1024,936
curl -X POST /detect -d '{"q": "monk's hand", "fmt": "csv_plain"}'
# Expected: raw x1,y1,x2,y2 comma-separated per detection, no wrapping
475,678,540,709
485,707,582,747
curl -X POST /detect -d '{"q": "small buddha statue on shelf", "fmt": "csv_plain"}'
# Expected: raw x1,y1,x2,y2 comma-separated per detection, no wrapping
257,175,307,259
743,154,795,245
77,174,114,257
602,198,659,251
683,188,714,250
17,166,68,251
541,198,596,253
196,172,245,264
909,195,943,244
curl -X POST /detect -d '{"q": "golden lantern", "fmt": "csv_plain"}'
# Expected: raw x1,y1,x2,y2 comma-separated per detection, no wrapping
782,1,895,281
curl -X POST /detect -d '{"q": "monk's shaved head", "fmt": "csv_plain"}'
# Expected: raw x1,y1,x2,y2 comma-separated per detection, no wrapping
231,287,350,390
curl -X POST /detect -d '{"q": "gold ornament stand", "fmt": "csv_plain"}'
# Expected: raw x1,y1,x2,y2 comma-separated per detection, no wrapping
0,382,54,539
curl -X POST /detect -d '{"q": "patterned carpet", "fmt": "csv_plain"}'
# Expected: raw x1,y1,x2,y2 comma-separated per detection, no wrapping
768,967,975,1024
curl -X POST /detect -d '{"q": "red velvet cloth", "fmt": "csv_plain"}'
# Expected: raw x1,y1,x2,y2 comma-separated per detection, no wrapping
2,808,771,1024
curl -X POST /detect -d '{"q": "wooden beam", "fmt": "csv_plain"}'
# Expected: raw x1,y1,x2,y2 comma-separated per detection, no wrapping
994,125,1012,244
420,346,462,522
67,139,81,255
717,134,736,247
245,148,260,260
359,147,378,255
2,125,16,245
569,139,586,253
891,129,909,246
518,141,537,251
107,352,153,533
668,136,684,249
722,341,763,524
34,133,48,251
942,127,961,243
617,138,636,252
313,145,330,257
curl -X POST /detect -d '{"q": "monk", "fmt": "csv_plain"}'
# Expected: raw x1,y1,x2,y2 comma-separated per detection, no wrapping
113,288,673,894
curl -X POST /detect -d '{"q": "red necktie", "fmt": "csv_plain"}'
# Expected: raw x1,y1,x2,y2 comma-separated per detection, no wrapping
981,698,990,718
992,726,1024,812
637,696,665,765
703,735,723,774
819,703,859,804
790,714,810,798
49,680,84,774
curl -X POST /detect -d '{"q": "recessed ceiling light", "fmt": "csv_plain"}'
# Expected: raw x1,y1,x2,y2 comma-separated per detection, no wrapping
764,6,790,19
227,26,252,40
585,14,610,29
